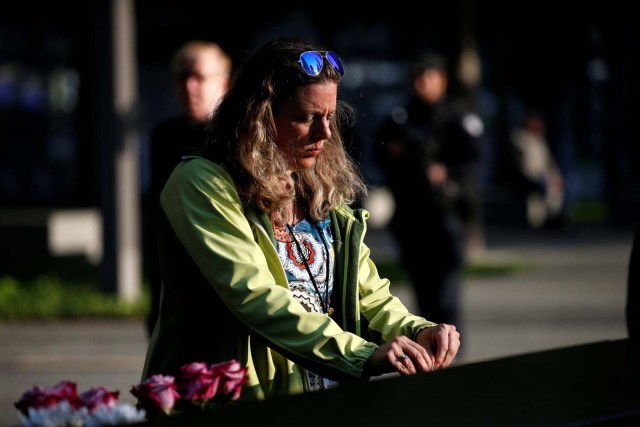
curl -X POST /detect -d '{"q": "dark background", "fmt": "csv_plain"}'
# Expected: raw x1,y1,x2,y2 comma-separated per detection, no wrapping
1,0,638,226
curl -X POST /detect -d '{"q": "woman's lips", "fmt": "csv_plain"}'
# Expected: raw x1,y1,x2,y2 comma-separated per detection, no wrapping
306,143,322,156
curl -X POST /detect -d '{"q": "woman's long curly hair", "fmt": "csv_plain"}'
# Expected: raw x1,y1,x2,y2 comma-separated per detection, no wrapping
203,37,367,225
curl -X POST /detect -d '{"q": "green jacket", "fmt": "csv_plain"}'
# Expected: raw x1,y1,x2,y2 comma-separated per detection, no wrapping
141,157,435,400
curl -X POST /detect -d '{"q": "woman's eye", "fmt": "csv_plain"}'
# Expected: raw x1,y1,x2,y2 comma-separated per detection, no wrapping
295,115,313,123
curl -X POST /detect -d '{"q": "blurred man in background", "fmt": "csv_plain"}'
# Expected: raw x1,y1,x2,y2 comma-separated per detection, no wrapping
144,40,232,336
374,51,484,329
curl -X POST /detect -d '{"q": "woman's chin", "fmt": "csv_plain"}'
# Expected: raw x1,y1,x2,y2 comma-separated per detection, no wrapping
294,158,317,170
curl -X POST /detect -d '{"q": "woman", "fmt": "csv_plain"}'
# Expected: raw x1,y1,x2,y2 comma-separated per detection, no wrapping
141,37,460,400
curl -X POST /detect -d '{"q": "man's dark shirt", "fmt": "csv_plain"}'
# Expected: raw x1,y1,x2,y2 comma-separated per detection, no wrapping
144,116,208,335
374,96,482,227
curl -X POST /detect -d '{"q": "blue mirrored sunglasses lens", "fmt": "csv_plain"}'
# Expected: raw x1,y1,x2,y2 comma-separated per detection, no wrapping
325,51,344,75
300,51,323,76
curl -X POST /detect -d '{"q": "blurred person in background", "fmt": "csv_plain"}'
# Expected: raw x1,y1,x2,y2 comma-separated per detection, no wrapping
144,40,232,336
140,37,460,401
373,51,484,329
509,110,565,229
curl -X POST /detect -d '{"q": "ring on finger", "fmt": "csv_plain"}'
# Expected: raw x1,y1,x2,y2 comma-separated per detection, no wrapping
397,354,410,362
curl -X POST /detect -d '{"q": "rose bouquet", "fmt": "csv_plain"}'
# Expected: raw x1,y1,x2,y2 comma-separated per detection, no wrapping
14,381,146,427
131,360,248,418
15,359,248,426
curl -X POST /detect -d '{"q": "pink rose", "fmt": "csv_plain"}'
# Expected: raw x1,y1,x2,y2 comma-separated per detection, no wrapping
210,360,248,401
78,386,120,411
130,374,180,415
14,380,80,416
176,362,218,402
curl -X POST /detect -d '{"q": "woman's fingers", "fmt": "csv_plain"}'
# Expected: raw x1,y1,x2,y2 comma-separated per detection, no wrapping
367,328,461,378
385,336,434,374
425,324,461,369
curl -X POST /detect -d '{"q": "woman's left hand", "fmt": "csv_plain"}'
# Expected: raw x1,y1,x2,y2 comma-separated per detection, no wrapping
415,324,460,370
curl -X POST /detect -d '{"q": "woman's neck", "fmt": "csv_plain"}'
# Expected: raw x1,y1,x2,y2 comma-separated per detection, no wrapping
288,199,306,225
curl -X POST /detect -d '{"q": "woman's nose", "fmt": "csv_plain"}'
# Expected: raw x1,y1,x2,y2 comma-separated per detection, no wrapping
314,118,331,140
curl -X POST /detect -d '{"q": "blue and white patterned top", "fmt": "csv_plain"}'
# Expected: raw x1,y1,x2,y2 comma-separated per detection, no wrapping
273,217,338,391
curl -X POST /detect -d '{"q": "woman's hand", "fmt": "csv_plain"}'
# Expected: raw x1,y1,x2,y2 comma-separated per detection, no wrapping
415,323,460,370
362,335,435,377
362,324,460,378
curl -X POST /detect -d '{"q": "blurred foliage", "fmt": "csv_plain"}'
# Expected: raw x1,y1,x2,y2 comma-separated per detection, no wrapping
568,201,610,225
0,255,148,321
376,258,532,282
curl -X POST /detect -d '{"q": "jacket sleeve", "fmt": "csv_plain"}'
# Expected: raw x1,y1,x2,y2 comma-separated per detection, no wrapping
160,158,377,380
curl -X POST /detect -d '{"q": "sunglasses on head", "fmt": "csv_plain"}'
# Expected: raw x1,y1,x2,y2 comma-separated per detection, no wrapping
299,51,344,76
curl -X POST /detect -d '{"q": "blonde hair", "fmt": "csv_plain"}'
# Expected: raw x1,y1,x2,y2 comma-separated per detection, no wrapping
204,38,367,225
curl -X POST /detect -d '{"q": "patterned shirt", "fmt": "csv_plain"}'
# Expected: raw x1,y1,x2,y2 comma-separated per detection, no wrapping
273,217,338,391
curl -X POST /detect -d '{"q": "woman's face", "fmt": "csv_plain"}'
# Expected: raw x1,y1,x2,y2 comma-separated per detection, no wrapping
274,81,338,171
